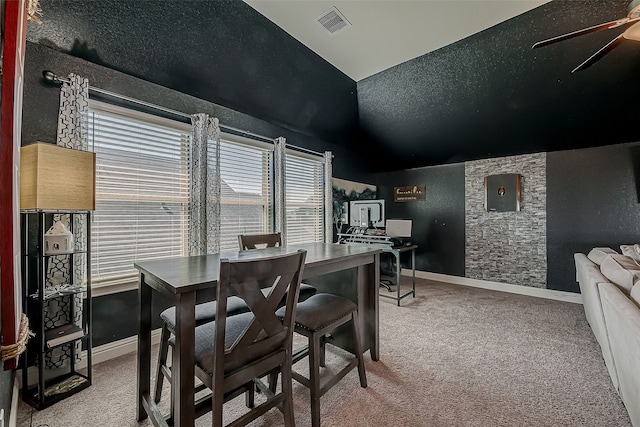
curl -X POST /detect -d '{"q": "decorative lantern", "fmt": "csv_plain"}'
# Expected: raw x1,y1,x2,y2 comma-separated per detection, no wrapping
44,221,74,255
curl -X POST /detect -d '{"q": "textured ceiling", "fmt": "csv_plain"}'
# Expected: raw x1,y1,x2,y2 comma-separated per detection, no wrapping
244,0,549,81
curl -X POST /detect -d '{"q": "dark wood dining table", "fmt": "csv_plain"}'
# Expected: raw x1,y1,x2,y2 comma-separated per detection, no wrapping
135,242,381,427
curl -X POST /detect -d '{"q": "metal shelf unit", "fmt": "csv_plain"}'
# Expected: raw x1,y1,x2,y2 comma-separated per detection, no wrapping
20,210,92,410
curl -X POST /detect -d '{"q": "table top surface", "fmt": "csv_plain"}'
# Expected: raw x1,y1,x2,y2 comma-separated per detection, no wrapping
134,242,381,294
339,241,417,253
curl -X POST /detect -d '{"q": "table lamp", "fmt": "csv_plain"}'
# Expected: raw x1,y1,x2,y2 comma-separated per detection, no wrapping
20,142,96,211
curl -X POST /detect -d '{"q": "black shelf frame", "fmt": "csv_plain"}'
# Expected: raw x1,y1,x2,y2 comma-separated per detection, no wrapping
20,210,93,410
21,371,91,409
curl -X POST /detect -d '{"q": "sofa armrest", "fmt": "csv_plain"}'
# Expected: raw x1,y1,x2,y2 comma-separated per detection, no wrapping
599,281,640,426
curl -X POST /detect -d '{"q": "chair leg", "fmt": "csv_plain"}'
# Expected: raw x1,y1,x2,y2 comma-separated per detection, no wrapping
245,383,255,408
319,335,326,368
309,332,322,427
351,312,367,388
169,356,175,421
154,324,170,403
268,369,279,393
212,382,224,427
281,362,295,427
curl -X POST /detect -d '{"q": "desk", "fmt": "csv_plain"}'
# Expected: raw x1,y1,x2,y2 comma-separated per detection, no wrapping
135,243,381,427
337,234,417,306
379,244,417,306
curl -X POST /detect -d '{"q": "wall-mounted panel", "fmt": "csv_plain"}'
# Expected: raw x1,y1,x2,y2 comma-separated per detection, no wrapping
484,173,521,212
466,154,546,288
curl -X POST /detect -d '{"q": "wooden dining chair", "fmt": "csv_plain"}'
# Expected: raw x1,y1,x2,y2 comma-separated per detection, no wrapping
192,249,307,427
276,293,367,427
153,297,251,405
238,232,283,250
238,232,318,305
238,232,319,392
155,233,316,406
240,233,367,426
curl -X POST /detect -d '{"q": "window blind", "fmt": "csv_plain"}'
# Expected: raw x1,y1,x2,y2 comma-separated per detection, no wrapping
284,151,325,244
218,135,274,251
88,101,191,286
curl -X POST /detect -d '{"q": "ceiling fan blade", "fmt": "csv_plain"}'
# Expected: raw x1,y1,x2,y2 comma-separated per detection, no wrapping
622,21,640,41
532,19,627,49
571,34,625,72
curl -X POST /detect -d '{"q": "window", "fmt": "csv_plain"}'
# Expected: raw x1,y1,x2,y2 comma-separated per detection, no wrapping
88,101,191,287
284,151,326,244
88,100,325,288
218,134,274,251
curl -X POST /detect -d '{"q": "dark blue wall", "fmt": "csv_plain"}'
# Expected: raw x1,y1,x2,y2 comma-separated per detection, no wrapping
547,142,640,292
374,164,466,276
22,42,371,185
26,0,360,153
357,0,640,171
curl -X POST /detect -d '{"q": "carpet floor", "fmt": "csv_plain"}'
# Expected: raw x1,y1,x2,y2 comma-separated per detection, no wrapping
17,279,631,426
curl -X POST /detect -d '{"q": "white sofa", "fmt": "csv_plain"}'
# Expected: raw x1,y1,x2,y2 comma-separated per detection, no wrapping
574,248,640,427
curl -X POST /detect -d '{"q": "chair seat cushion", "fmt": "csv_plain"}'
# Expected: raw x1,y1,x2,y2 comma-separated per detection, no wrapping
189,312,273,376
160,296,250,330
161,284,316,330
298,283,318,302
278,293,357,332
261,282,317,306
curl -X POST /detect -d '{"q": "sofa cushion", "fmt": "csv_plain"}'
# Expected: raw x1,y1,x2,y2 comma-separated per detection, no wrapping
600,254,640,294
574,253,619,392
631,282,640,307
620,244,640,263
587,247,618,265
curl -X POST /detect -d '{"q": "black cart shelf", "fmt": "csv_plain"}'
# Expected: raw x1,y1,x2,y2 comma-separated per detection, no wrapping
20,210,92,409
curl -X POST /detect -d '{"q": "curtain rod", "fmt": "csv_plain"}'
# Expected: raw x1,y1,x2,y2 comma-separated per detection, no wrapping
42,70,325,157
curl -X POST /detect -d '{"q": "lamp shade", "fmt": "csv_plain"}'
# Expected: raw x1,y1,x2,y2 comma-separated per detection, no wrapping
20,142,96,211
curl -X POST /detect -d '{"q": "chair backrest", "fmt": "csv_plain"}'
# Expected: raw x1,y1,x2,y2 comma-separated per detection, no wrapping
238,232,282,250
214,249,306,392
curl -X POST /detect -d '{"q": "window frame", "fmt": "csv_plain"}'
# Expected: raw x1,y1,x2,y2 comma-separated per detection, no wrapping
283,147,327,245
88,100,192,295
217,132,276,252
86,102,328,295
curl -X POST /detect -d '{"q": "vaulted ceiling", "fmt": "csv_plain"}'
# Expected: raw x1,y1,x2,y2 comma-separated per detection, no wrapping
243,0,549,81
25,0,640,172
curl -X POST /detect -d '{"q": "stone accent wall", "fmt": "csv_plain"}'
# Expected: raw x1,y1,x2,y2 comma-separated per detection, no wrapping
465,153,546,288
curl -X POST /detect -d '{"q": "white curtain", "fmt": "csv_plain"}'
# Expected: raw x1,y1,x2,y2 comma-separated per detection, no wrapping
273,137,287,242
46,73,90,368
324,151,333,243
56,74,89,150
274,138,333,244
189,114,221,255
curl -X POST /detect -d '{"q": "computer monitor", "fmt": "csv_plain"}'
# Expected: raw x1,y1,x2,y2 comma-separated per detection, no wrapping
385,219,412,238
349,199,385,227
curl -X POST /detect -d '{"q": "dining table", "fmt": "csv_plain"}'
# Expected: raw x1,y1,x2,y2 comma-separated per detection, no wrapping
135,242,381,427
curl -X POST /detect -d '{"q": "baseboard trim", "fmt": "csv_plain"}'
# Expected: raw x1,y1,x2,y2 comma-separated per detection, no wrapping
403,269,583,304
78,329,162,369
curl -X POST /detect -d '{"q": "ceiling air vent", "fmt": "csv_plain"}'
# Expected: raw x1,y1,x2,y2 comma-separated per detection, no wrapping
315,6,351,34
